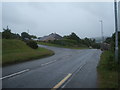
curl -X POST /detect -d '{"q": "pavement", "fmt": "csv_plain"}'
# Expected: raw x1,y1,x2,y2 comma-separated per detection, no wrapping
2,45,102,88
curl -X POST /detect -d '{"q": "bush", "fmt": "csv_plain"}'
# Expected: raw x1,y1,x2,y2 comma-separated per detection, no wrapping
26,40,38,49
49,39,79,47
91,43,100,49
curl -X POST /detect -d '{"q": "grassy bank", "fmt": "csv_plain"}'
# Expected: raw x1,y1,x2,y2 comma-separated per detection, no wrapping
37,42,88,49
2,39,54,66
97,51,118,88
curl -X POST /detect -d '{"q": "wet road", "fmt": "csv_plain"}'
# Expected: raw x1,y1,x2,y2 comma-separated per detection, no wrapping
2,45,102,88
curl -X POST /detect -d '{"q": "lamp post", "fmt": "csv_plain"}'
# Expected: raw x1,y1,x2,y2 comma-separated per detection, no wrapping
114,0,118,62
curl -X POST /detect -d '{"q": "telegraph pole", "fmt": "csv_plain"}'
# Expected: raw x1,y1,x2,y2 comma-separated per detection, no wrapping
27,29,29,34
99,20,104,43
114,0,118,62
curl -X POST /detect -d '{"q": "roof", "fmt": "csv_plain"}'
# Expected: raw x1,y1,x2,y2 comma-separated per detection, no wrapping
39,33,62,41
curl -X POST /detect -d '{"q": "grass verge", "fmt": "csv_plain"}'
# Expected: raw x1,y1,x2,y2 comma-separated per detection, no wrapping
97,51,118,88
2,39,54,66
37,42,88,49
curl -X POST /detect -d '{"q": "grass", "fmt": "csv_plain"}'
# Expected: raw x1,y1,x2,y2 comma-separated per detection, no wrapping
2,39,54,66
97,51,118,88
37,42,89,49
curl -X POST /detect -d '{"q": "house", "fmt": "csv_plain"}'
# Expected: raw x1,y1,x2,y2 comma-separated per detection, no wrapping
38,33,62,42
101,43,111,50
32,38,39,41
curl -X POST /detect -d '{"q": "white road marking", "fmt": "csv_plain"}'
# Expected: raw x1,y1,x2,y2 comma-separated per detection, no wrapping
41,54,72,67
41,60,57,66
1,60,57,80
0,69,30,80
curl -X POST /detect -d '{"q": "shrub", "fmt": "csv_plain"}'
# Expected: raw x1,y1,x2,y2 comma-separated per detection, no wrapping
26,40,38,49
50,39,78,46
91,43,100,49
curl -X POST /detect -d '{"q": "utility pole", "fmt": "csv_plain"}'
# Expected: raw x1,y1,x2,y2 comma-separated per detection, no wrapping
114,0,118,62
27,29,29,34
99,20,104,43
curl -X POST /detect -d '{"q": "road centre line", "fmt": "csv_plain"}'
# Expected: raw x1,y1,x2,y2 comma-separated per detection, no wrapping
1,54,86,81
61,62,87,88
41,60,57,66
52,73,72,90
52,62,87,89
0,69,30,80
1,60,57,80
41,54,72,67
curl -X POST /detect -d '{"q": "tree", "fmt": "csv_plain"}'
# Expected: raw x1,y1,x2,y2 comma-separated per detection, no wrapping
21,32,31,40
30,35,37,39
2,26,21,39
83,37,91,47
0,32,2,39
63,32,81,42
110,32,120,52
2,26,12,39
93,39,96,43
11,33,21,39
104,37,112,44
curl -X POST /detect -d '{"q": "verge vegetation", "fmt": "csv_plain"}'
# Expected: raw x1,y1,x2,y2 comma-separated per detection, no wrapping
97,51,118,88
97,31,120,88
37,41,88,49
2,39,54,66
38,32,100,49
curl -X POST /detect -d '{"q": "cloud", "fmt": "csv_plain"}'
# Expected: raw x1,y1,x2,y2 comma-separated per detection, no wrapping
2,2,115,38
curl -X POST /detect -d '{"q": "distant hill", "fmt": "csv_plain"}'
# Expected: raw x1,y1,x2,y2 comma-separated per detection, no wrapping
92,36,108,43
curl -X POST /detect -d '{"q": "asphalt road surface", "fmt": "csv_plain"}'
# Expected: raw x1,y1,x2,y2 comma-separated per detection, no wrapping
2,45,102,88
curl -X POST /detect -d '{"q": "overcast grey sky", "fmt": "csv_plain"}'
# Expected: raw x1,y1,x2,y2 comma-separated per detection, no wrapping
2,2,115,38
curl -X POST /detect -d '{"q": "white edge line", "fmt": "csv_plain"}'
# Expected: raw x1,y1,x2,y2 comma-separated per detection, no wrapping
0,69,30,80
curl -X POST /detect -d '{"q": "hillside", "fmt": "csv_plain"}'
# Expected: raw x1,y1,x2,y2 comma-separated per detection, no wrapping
2,39,54,65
